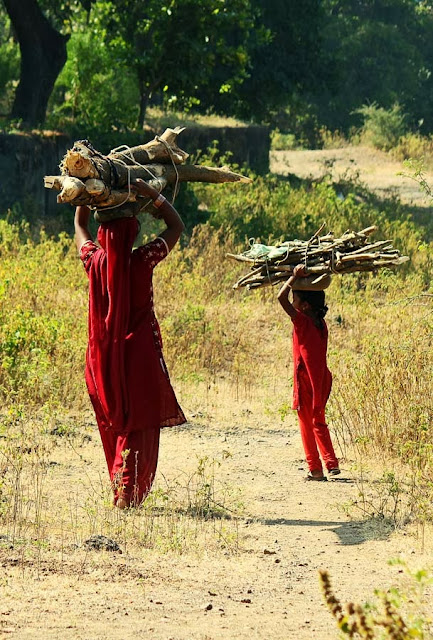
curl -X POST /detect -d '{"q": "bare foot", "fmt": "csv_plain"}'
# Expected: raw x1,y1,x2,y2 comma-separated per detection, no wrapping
116,496,129,510
305,470,327,482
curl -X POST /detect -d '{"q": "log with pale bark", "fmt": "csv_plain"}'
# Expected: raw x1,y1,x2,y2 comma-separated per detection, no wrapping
44,126,252,220
228,226,409,290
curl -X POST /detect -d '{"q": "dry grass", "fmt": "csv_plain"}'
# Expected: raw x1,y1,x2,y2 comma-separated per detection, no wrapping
0,409,243,562
1,200,433,553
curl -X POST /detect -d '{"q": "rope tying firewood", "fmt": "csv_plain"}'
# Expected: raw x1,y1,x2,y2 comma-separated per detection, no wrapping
154,135,180,205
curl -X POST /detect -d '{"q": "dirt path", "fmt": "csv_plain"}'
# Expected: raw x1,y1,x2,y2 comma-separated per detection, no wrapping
1,403,432,639
271,146,433,206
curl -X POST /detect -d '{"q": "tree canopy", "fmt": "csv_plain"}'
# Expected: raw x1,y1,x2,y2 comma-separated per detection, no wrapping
1,0,433,140
95,0,258,128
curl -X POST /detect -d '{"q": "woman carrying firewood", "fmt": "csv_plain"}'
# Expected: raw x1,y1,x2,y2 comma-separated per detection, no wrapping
277,265,340,481
74,178,186,508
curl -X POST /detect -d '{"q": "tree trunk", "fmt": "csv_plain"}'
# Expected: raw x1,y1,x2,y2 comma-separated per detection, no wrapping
4,0,69,127
137,77,148,130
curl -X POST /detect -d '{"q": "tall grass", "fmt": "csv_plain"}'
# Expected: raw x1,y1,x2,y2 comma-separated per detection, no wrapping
2,170,433,543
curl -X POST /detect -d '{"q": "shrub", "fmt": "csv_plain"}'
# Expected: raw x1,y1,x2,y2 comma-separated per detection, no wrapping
392,133,433,167
270,129,299,151
356,103,407,151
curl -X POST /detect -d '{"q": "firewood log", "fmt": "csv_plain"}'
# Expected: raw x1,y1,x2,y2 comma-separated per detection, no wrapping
229,226,409,290
44,126,252,218
60,127,189,179
45,163,249,208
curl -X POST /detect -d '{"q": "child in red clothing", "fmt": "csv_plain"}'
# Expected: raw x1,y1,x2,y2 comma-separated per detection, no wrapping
278,265,340,481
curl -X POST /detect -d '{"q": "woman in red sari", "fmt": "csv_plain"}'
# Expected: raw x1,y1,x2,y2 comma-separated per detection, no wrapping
74,179,186,508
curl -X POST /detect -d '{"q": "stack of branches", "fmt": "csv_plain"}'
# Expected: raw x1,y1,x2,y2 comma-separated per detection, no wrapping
228,225,409,290
44,126,251,221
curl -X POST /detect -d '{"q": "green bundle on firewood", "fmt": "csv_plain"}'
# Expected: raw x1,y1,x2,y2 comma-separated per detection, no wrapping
228,225,409,290
44,126,251,221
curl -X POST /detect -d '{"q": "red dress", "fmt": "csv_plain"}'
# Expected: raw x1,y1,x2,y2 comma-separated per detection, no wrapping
80,217,185,504
292,311,332,413
291,310,338,473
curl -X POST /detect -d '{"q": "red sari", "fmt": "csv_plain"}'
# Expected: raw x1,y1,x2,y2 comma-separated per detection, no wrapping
80,217,185,504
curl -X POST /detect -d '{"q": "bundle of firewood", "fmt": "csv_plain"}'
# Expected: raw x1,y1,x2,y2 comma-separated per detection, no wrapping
228,225,409,290
44,126,251,221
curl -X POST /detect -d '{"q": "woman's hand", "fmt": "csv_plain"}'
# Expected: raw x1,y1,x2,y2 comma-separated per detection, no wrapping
278,263,309,307
292,264,309,278
130,178,159,200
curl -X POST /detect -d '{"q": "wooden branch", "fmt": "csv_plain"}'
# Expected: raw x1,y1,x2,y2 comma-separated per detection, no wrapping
60,126,189,179
110,127,189,165
165,164,252,184
229,227,409,289
45,126,253,219
44,174,137,207
44,164,250,206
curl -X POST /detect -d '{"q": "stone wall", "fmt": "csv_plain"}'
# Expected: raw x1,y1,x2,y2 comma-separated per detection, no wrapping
0,131,70,217
179,125,269,175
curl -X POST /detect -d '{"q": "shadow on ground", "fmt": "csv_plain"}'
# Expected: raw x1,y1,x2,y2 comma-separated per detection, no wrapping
258,515,395,546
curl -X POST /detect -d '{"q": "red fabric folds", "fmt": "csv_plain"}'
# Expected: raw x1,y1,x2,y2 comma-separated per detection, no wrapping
291,310,332,413
99,425,161,505
85,218,138,431
296,367,338,472
290,310,338,473
80,218,186,435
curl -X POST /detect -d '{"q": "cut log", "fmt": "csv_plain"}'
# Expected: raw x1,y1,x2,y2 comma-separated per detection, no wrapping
56,177,86,203
45,126,252,219
60,126,189,179
45,175,138,207
165,164,251,184
45,164,250,207
110,127,189,165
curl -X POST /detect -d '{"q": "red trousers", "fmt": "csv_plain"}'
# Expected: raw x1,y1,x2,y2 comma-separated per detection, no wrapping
98,426,160,506
297,370,338,473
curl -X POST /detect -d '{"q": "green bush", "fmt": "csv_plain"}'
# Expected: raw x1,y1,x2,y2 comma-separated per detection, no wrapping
356,103,408,151
392,133,433,166
47,31,138,133
270,129,299,151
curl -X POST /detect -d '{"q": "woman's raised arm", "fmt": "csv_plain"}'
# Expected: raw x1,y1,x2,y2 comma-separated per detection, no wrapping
74,205,93,252
131,179,185,252
277,264,308,318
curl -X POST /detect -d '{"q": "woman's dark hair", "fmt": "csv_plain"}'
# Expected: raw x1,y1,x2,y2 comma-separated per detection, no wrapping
293,289,328,327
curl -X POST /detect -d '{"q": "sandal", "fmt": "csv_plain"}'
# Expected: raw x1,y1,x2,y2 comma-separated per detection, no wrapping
305,471,327,482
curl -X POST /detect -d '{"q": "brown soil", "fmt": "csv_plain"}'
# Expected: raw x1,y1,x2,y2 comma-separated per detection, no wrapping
1,391,432,639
